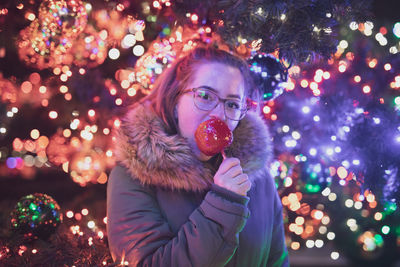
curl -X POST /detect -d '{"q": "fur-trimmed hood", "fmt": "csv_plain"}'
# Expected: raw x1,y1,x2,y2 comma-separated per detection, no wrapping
115,103,272,192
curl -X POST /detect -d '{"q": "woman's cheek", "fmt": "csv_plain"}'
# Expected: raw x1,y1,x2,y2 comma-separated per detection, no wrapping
228,120,239,132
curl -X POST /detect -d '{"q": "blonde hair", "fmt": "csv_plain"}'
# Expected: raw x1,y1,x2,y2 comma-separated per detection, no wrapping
141,46,256,134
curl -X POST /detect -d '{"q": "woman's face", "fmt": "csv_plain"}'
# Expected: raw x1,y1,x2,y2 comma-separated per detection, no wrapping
176,62,245,161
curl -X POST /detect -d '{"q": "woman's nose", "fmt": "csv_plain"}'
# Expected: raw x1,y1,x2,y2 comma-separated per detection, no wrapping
209,102,226,120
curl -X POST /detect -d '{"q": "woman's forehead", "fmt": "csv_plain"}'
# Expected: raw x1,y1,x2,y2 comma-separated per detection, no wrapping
189,62,245,96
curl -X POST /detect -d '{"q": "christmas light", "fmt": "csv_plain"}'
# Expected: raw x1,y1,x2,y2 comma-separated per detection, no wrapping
30,129,40,139
315,239,324,248
339,40,348,49
122,34,136,48
381,225,390,234
349,21,358,30
344,199,353,208
300,79,309,88
88,221,95,229
309,148,317,156
328,193,337,201
393,22,400,38
354,201,363,210
81,209,89,216
302,106,311,114
133,45,145,56
306,240,315,248
291,242,300,250
108,48,120,60
331,252,340,260
362,85,371,94
292,131,301,140
337,166,348,179
263,106,271,114
49,111,58,119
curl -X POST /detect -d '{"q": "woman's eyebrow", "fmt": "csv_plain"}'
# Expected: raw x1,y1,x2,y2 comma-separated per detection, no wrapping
199,85,242,100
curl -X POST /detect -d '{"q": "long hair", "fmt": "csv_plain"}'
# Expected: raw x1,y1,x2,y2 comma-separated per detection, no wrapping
140,46,257,134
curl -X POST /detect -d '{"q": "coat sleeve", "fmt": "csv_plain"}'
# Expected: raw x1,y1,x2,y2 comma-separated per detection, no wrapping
266,189,289,267
107,165,250,267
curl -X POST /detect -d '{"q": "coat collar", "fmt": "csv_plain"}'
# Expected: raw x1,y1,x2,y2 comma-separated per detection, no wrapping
115,103,272,192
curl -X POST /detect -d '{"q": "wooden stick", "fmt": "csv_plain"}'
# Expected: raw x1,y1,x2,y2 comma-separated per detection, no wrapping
221,150,227,160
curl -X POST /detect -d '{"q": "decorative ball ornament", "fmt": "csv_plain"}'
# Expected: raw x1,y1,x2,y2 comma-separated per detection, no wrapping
17,0,87,69
332,227,391,265
0,77,18,103
71,25,107,68
132,25,214,94
17,19,71,69
38,0,87,39
133,30,178,93
46,133,76,166
195,117,233,157
69,149,105,186
357,230,385,256
93,10,142,43
10,193,62,240
300,160,331,194
248,53,288,101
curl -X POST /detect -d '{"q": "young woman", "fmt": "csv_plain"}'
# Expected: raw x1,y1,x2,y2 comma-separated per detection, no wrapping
107,46,289,266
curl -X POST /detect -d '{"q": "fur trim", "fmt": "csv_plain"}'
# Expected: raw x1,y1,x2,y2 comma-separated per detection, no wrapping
115,103,272,192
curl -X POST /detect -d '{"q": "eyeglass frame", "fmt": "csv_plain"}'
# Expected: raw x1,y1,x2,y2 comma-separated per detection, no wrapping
181,87,248,121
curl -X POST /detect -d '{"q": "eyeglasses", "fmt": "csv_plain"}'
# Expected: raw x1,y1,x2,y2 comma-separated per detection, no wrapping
182,87,248,121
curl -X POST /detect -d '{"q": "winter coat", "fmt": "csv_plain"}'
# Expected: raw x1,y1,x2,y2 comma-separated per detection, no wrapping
107,103,289,267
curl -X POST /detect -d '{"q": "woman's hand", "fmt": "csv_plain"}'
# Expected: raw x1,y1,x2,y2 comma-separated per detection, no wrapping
213,157,251,196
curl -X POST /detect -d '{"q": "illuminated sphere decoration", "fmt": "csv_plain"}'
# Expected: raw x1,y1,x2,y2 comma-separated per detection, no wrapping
17,0,88,70
17,20,57,68
17,19,71,69
300,160,331,194
355,230,386,261
46,134,75,166
71,25,107,68
10,193,63,240
0,77,18,103
38,0,87,39
248,53,288,101
133,40,177,91
69,150,105,186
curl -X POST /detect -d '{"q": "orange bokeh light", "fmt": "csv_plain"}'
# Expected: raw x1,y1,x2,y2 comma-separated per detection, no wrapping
21,81,33,93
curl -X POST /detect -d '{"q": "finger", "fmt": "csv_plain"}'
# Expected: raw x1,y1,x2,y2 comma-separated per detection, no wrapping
218,158,240,175
223,165,243,178
237,180,252,196
232,173,249,185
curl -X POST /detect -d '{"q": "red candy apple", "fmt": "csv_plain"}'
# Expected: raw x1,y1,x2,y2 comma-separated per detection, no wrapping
194,117,233,157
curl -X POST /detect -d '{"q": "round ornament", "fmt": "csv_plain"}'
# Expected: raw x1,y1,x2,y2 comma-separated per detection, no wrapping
299,160,331,194
69,149,105,186
248,53,288,101
71,25,107,68
17,19,70,69
46,132,76,166
38,0,87,39
10,193,62,240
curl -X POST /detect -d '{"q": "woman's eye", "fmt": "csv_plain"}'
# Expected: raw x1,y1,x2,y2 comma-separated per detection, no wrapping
227,101,241,110
197,90,213,101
